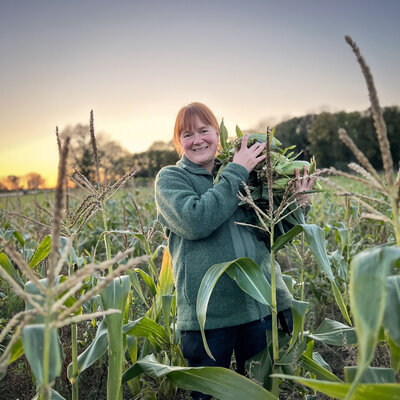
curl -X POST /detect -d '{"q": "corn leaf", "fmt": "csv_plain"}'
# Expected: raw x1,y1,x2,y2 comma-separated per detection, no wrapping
387,335,400,373
344,367,396,383
124,315,170,347
67,320,108,381
287,299,308,351
282,274,294,294
272,374,400,400
29,234,51,269
245,346,272,389
122,354,278,400
299,354,342,382
196,257,272,360
13,230,25,247
348,246,400,399
99,275,131,400
21,324,62,384
127,269,148,307
306,318,357,346
276,224,351,324
136,268,157,296
161,294,174,337
383,276,400,346
0,252,23,286
126,335,138,363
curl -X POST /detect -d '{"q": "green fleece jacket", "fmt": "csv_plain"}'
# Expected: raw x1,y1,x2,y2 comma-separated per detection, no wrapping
155,155,293,331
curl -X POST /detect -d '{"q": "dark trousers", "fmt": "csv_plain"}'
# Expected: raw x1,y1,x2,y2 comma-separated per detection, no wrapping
180,309,293,400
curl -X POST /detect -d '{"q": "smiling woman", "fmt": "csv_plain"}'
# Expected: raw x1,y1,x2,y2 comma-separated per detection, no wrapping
155,102,306,400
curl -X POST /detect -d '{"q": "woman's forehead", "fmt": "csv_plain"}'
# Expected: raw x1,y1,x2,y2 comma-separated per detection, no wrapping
182,114,208,132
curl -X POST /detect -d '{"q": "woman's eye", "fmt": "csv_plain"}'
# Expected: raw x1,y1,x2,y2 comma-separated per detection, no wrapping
201,129,208,134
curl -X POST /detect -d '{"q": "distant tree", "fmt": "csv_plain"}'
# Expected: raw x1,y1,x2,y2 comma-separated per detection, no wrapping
127,141,179,178
274,114,316,160
61,123,132,183
0,180,8,192
308,112,360,169
6,175,20,191
24,172,46,190
383,106,400,169
307,107,400,169
147,140,175,152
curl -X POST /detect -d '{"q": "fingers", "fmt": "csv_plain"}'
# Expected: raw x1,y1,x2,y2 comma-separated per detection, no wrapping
240,135,248,151
233,136,267,172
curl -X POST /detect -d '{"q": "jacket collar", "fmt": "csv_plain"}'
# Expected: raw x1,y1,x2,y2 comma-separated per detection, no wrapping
177,155,214,176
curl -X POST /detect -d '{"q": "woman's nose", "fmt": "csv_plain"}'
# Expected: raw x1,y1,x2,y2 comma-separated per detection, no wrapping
193,132,204,144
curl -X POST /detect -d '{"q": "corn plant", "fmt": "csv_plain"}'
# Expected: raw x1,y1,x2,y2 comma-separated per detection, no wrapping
274,35,400,400
0,135,149,399
194,121,355,397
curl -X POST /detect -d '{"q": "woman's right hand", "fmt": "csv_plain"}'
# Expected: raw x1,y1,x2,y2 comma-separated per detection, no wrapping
232,135,266,172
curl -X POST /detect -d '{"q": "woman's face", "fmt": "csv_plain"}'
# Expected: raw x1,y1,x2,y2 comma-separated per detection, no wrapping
180,115,219,173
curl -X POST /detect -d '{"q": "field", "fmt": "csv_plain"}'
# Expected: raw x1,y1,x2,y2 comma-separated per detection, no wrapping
0,161,399,400
1,41,399,398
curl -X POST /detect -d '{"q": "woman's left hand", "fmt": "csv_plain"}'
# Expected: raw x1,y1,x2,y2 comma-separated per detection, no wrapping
294,165,319,206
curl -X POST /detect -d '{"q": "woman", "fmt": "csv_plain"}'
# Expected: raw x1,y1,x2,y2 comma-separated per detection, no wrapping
155,102,314,399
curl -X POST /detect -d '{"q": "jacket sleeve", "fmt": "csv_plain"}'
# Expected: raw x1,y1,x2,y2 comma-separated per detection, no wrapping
155,163,249,240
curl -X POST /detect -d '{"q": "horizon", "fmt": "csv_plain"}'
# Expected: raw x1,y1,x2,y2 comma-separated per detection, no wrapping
1,0,400,188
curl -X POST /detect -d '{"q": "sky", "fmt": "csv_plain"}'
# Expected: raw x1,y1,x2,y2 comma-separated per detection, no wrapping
1,0,399,187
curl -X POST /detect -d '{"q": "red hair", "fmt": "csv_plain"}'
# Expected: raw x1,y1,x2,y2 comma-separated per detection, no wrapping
173,102,219,155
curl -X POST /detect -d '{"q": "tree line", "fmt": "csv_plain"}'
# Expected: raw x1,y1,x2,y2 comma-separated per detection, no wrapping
273,106,400,170
2,106,399,192
0,173,46,192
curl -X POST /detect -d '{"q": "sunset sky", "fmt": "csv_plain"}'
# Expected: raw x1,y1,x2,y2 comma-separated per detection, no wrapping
1,0,399,187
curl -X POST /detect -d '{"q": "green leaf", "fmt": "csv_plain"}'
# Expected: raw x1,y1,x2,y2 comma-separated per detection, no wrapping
383,276,400,346
136,268,157,296
22,324,62,384
67,320,108,381
8,338,24,365
29,235,51,269
13,230,25,247
220,119,229,152
344,367,396,383
348,246,400,399
235,125,243,138
225,258,272,306
127,269,148,307
306,319,357,346
245,346,272,389
161,294,174,338
274,224,351,325
387,334,400,373
299,354,342,382
0,252,23,286
288,300,308,351
196,258,271,360
272,374,400,400
123,354,278,400
331,279,352,326
126,335,138,364
124,316,170,347
272,225,303,252
276,337,308,365
282,274,294,294
100,275,131,400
